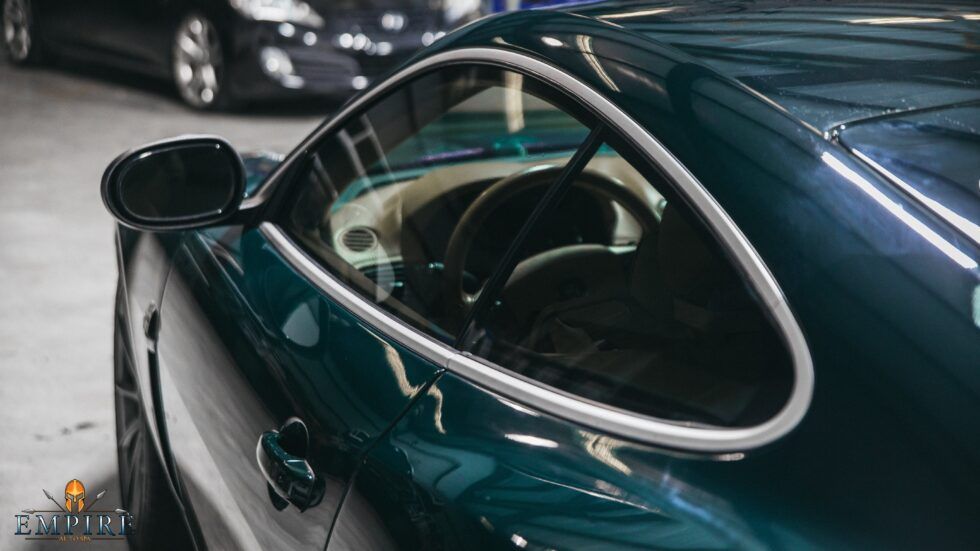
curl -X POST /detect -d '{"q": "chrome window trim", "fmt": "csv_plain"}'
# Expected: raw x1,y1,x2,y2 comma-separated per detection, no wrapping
257,47,814,452
261,223,458,366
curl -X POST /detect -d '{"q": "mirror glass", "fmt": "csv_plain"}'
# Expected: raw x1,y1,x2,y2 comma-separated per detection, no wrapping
116,143,239,221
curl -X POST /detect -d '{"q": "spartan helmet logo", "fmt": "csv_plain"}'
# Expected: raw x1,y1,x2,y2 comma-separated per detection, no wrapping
65,479,86,513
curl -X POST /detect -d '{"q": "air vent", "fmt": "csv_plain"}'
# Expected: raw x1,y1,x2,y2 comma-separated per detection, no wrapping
340,227,378,252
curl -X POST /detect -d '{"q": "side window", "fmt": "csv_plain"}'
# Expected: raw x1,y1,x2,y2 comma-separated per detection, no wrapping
462,138,795,428
280,65,594,342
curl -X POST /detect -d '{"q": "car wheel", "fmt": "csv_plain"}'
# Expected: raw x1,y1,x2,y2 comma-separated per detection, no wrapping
114,285,195,550
2,0,42,64
171,13,232,110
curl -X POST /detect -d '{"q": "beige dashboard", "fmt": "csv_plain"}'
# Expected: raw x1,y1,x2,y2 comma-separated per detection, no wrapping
324,154,664,272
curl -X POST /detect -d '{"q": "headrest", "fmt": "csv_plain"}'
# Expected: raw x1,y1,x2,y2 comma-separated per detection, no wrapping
658,205,731,303
628,229,665,311
656,204,758,332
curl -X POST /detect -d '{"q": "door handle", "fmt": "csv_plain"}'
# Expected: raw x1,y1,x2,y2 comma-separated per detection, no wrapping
256,417,324,512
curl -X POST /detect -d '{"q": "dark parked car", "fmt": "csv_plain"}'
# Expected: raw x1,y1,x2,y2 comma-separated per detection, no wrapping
2,0,481,108
102,1,979,549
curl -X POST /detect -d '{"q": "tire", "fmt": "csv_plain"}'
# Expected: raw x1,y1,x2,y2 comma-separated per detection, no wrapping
114,284,195,550
2,0,42,64
171,13,234,110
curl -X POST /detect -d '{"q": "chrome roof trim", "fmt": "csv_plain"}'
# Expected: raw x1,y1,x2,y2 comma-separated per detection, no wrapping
258,47,814,452
849,148,980,249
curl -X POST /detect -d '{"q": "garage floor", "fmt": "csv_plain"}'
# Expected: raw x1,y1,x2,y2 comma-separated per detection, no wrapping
0,57,323,549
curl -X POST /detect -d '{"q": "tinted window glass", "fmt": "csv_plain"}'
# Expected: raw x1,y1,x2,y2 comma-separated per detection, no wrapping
463,141,794,427
281,66,593,342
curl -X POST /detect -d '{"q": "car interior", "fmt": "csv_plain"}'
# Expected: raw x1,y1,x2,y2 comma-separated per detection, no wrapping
282,65,794,429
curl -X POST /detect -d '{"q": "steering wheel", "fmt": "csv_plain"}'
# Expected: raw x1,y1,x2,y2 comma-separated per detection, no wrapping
442,165,660,323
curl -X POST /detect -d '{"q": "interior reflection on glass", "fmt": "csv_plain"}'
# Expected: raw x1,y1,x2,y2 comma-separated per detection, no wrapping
284,65,594,341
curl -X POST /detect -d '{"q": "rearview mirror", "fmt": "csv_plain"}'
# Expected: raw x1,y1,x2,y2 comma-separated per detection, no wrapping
101,136,245,231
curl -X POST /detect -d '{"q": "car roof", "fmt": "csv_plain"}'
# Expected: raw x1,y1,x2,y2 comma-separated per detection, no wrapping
566,0,980,132
426,0,980,243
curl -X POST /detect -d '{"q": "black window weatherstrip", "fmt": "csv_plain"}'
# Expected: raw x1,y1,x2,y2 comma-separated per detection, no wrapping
453,125,607,348
255,47,814,453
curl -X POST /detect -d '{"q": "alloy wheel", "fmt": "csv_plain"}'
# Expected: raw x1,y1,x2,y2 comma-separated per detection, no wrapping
114,313,146,518
2,0,31,62
172,14,223,108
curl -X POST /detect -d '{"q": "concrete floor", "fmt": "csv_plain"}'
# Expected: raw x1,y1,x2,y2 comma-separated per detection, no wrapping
0,56,323,550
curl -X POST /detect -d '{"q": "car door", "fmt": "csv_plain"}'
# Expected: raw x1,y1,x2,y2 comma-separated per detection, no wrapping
154,62,598,550
104,0,184,74
155,224,441,550
323,91,809,549
35,0,120,53
37,0,174,71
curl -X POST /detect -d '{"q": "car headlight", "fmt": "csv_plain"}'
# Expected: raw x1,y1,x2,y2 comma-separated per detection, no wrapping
229,0,325,28
444,0,482,25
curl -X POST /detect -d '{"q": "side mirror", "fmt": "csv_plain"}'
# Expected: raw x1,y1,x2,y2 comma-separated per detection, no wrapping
101,136,245,231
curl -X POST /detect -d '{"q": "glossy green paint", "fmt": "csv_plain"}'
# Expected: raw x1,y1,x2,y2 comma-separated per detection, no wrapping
838,104,980,233
315,3,980,549
242,152,284,198
150,225,442,547
335,372,774,550
117,2,980,548
569,0,980,132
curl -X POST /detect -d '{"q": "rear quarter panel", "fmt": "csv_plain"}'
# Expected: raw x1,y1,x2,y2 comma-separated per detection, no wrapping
325,11,980,549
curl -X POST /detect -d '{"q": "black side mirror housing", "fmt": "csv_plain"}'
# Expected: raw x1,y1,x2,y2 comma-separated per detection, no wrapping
102,135,246,231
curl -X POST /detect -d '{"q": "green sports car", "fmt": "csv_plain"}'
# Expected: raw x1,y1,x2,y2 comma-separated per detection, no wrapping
103,1,980,549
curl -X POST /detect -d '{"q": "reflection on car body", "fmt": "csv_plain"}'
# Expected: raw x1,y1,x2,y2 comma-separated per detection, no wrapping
101,1,980,549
